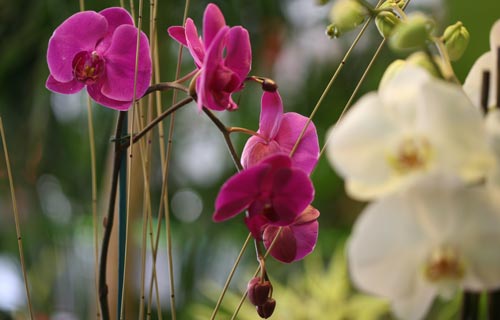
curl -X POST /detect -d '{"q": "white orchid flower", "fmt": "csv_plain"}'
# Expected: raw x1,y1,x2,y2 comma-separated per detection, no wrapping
463,19,500,109
348,178,500,320
326,66,493,200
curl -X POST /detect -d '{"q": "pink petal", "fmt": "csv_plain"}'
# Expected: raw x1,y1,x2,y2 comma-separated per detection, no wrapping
225,26,252,81
47,11,108,82
203,3,226,49
97,7,134,52
294,205,320,225
167,26,188,46
263,218,319,263
244,214,270,240
259,91,283,139
46,75,84,94
270,166,314,225
185,18,204,67
87,84,132,110
100,25,152,101
241,137,284,169
275,113,319,174
213,164,269,222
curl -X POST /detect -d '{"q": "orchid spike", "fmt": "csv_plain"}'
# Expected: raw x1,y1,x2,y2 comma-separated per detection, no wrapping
241,91,320,174
46,7,152,110
168,3,252,111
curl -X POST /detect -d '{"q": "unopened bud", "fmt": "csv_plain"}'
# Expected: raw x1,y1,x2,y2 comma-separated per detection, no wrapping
247,277,272,307
442,21,469,61
256,298,276,319
329,0,368,35
389,14,434,51
375,10,400,38
326,24,341,39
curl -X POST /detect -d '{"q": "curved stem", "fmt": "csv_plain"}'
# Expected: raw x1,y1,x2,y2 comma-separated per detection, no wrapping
202,108,242,171
99,111,127,320
121,97,193,148
228,126,265,140
142,81,189,97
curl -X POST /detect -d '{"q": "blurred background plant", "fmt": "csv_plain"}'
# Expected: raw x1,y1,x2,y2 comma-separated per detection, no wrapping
0,0,499,319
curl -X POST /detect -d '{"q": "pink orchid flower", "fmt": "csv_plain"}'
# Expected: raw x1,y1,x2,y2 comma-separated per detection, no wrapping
213,154,314,237
241,91,320,174
263,205,319,263
46,7,152,110
168,3,251,111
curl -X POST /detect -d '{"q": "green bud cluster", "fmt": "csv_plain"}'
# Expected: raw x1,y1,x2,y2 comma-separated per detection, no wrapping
328,0,368,37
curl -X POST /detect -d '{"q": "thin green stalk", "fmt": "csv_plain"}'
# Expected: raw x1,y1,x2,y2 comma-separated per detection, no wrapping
0,117,35,320
289,0,384,158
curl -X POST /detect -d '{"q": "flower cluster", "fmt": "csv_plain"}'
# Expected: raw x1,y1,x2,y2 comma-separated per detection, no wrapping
326,18,500,320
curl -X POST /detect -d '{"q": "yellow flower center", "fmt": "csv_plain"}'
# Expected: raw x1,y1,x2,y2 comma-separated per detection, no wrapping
424,246,465,283
388,136,432,174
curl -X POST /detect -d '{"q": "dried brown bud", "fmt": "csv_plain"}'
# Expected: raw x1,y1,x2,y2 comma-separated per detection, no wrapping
256,298,276,319
247,277,272,306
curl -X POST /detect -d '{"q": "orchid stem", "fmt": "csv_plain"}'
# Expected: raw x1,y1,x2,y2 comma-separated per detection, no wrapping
143,81,189,97
99,111,127,320
203,108,242,171
121,97,193,148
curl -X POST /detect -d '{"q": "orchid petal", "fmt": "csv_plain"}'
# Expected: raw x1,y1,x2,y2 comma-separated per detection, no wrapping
167,26,188,46
185,18,204,67
326,93,399,200
46,75,84,94
87,84,131,110
47,11,108,82
100,25,152,102
271,167,314,225
213,164,269,222
225,26,252,80
203,3,226,49
418,79,494,182
274,112,319,175
263,207,319,263
97,7,134,52
259,91,283,139
241,138,284,169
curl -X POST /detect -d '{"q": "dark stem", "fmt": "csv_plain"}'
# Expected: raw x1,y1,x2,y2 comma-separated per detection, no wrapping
481,71,491,115
99,111,127,320
202,107,242,171
488,290,500,319
142,81,188,97
122,97,193,148
461,292,480,320
496,47,500,108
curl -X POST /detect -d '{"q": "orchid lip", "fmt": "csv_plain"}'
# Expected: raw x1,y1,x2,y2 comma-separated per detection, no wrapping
72,50,105,85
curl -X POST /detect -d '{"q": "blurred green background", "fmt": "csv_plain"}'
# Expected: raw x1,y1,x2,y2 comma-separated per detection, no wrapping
0,0,499,319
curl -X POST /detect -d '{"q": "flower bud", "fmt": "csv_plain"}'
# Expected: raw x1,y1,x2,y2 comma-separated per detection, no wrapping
247,277,272,307
329,0,368,35
389,14,434,51
256,298,276,319
442,21,469,61
326,24,341,39
375,10,400,38
379,59,405,89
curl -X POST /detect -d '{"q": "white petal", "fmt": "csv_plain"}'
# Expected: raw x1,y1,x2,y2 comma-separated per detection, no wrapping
418,79,494,182
485,109,500,189
326,93,399,200
391,278,437,320
380,66,431,126
489,19,500,55
348,194,430,300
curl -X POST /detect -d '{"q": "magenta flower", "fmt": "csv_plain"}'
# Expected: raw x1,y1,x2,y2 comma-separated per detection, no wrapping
241,91,320,174
213,154,314,237
46,7,152,110
262,205,319,263
168,3,251,111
